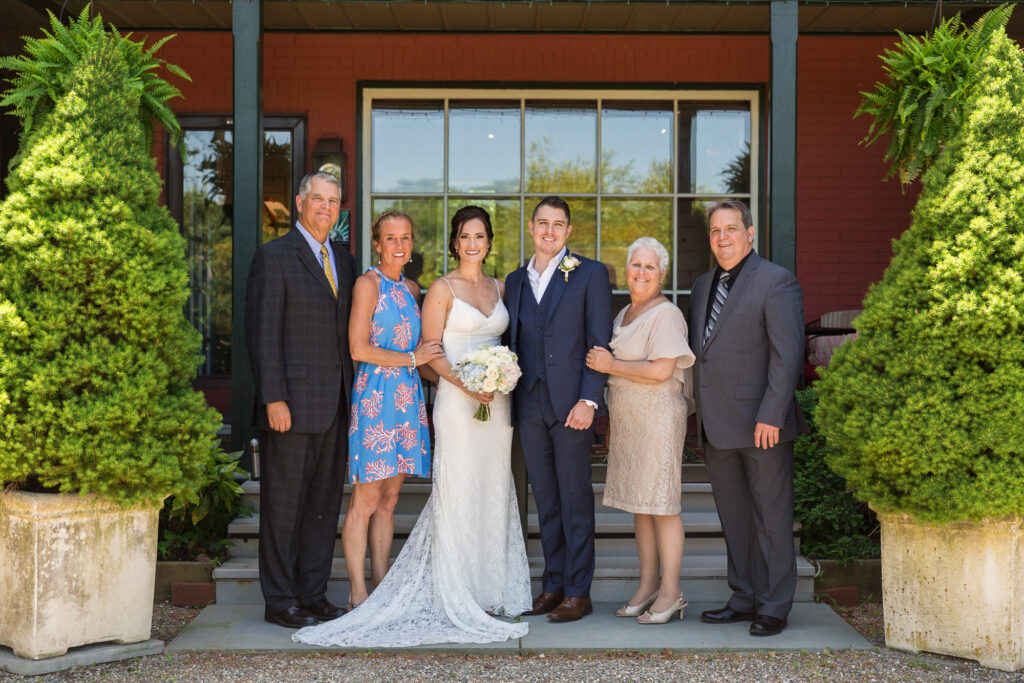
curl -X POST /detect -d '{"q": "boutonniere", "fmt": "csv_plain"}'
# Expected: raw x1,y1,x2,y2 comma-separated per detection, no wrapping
558,254,580,282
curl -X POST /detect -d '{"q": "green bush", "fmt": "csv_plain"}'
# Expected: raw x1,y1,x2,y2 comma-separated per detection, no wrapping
159,451,252,562
793,389,879,563
855,5,1013,188
0,14,220,506
817,27,1024,523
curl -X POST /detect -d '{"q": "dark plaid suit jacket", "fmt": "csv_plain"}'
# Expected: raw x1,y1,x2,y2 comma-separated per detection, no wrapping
245,228,355,434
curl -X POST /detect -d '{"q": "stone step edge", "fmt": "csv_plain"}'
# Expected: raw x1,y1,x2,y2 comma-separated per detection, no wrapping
227,511,750,537
214,555,817,580
241,480,715,496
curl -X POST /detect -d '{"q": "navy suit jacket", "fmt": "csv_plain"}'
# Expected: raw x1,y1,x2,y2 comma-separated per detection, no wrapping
504,254,613,423
245,228,355,434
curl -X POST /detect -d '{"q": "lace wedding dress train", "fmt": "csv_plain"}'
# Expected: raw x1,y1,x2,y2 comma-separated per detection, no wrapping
293,296,531,647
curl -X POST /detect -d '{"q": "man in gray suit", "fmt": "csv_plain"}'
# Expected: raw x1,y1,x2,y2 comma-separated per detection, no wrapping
688,200,805,637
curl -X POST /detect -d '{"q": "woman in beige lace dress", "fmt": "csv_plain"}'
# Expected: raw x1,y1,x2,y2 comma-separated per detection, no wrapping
586,237,695,624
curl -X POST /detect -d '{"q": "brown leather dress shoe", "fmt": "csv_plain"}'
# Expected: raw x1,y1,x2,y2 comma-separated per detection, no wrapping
523,591,564,616
548,596,593,622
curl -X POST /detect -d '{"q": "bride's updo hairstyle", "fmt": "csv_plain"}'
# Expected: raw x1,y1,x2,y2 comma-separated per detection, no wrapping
448,205,493,262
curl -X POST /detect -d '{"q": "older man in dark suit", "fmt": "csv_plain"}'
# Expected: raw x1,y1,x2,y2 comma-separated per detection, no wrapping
245,171,355,629
688,199,805,637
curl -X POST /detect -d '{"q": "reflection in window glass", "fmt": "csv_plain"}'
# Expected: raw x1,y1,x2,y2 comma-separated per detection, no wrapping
524,197,596,260
183,130,233,376
372,105,444,193
600,200,672,290
676,198,715,288
182,128,296,376
449,105,520,194
601,106,673,194
678,106,750,194
371,198,444,289
525,103,597,193
263,131,293,243
447,199,521,279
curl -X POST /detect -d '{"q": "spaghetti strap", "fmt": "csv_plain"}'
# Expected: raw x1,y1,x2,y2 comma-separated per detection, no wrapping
440,276,456,297
492,277,501,298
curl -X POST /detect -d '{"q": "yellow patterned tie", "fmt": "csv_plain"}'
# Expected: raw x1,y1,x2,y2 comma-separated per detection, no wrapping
320,244,338,298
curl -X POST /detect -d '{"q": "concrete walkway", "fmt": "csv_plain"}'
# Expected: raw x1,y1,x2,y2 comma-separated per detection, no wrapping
168,602,871,655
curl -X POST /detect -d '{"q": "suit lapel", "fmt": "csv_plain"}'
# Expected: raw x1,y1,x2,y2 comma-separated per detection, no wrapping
330,240,351,310
543,253,573,325
704,252,761,350
692,271,711,349
506,267,525,345
292,230,338,301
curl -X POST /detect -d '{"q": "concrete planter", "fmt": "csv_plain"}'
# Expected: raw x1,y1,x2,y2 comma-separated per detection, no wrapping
0,491,160,660
877,511,1023,672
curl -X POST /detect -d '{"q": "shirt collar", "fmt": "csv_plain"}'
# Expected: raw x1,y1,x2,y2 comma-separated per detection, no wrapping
528,247,567,279
294,221,329,253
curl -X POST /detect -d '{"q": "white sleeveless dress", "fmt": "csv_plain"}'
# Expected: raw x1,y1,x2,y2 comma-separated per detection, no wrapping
293,290,531,647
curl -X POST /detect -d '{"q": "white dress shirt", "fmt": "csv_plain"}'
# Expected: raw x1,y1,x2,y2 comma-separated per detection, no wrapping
525,246,596,410
526,247,566,303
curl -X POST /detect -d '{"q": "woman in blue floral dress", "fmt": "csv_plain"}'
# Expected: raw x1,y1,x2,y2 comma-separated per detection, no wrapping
343,210,444,608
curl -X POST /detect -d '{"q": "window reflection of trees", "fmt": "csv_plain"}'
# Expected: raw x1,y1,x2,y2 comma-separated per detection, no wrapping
183,131,293,375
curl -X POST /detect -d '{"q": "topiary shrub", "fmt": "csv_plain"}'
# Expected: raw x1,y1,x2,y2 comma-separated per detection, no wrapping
0,14,220,507
816,26,1024,523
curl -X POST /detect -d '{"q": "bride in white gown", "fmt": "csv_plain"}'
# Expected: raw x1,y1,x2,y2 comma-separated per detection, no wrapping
294,206,531,648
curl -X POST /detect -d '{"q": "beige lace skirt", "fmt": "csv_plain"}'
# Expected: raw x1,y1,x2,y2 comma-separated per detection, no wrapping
602,378,687,516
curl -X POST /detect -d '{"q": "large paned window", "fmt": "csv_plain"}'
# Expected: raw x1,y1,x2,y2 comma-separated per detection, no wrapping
167,116,306,386
363,89,758,313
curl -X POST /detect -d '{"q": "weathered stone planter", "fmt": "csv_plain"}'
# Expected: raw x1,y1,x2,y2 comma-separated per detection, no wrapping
0,491,160,660
877,511,1023,672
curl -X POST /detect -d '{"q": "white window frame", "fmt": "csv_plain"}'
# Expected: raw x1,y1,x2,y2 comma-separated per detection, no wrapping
361,87,759,298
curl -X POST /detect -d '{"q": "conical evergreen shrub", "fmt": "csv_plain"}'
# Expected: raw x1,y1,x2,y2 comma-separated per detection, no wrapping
816,28,1024,523
0,34,220,505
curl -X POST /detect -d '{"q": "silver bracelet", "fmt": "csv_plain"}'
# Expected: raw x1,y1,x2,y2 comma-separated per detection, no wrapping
408,351,416,371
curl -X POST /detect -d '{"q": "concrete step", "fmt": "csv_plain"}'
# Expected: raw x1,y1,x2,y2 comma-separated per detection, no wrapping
213,555,816,605
241,479,719,515
227,510,734,538
225,534,747,560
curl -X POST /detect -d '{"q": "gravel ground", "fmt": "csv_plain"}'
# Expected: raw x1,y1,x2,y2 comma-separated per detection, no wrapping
2,602,1020,682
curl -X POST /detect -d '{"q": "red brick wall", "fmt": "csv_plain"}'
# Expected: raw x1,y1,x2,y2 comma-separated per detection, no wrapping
797,36,919,320
152,30,912,320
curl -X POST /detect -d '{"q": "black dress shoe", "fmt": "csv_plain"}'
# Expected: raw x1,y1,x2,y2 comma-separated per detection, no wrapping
301,599,347,622
700,606,757,624
264,605,318,628
750,615,788,636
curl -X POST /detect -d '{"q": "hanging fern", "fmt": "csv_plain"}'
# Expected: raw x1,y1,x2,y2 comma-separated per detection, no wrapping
855,4,1015,189
0,8,190,167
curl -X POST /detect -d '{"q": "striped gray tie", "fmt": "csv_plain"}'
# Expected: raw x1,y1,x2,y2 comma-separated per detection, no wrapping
703,272,731,347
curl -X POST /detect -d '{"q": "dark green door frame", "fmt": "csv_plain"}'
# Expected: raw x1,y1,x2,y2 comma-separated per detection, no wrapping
230,0,263,456
770,0,798,274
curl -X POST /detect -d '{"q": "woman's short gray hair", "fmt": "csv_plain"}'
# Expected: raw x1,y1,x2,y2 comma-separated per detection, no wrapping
626,237,670,274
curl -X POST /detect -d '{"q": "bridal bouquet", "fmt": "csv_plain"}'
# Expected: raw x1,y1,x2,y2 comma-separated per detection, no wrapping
451,344,522,421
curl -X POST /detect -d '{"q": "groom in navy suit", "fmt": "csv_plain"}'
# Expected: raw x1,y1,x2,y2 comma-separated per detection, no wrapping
505,196,613,622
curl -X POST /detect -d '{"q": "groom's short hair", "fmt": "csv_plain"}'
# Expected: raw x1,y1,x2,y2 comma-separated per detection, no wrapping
531,196,571,225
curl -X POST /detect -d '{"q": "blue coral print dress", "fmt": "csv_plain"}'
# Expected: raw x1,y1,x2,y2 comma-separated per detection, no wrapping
348,268,431,483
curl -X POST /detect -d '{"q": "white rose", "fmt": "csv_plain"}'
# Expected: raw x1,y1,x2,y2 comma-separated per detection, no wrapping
498,352,513,365
483,378,498,392
485,366,500,379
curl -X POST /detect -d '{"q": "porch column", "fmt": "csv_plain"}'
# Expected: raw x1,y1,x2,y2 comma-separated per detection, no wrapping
230,0,263,456
770,0,798,273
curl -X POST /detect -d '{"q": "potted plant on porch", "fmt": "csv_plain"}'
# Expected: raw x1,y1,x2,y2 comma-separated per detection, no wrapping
816,7,1024,672
0,11,220,660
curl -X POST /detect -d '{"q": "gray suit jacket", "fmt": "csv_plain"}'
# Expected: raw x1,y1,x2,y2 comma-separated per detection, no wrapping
688,252,805,450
